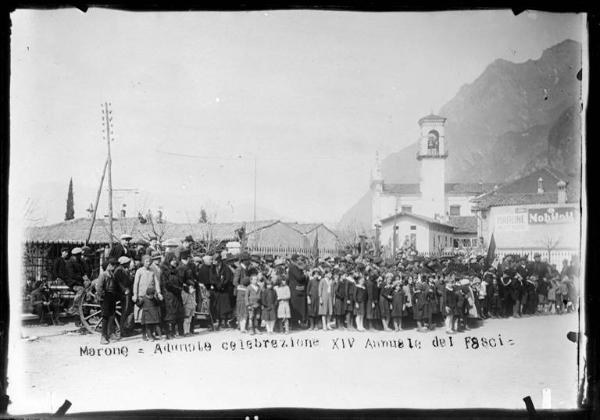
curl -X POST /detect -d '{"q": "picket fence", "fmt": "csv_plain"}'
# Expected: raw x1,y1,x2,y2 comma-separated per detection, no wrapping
494,248,579,268
247,245,340,258
415,248,579,268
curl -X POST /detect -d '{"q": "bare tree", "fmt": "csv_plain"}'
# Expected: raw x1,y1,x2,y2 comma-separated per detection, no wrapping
539,234,561,262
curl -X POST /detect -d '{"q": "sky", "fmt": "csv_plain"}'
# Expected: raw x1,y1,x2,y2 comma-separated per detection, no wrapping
10,9,586,227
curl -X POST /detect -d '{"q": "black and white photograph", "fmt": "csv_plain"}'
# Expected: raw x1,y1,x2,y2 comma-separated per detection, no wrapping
7,8,587,415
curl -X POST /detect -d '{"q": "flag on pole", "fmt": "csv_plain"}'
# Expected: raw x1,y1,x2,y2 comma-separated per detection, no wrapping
313,230,319,259
486,232,496,266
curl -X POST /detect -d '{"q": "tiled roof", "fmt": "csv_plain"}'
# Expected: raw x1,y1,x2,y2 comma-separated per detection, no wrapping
24,217,279,245
418,113,447,125
448,216,478,234
380,212,455,229
445,183,497,194
471,192,580,210
383,183,420,194
382,182,496,196
471,166,581,210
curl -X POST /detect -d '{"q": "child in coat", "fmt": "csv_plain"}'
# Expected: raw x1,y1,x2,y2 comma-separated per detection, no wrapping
306,270,321,330
354,276,367,332
236,277,250,333
245,269,262,335
141,286,162,341
261,281,277,334
390,279,405,332
275,277,291,333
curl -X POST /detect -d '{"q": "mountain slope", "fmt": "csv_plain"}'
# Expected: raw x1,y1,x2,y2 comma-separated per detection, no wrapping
380,39,582,185
341,39,582,229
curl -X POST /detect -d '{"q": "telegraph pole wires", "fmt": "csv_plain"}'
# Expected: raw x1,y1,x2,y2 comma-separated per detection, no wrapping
102,102,115,246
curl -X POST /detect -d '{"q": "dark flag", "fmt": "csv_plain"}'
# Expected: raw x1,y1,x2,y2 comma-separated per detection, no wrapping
313,230,319,259
486,233,496,266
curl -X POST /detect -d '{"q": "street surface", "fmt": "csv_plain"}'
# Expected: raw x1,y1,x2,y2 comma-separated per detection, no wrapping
8,312,580,414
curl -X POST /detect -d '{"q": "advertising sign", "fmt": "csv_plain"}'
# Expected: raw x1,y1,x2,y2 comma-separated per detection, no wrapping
528,207,578,225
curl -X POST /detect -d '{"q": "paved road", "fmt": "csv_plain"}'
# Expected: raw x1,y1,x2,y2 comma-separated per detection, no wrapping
8,313,580,414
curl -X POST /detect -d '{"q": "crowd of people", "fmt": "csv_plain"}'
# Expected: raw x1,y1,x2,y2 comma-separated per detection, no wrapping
29,233,580,345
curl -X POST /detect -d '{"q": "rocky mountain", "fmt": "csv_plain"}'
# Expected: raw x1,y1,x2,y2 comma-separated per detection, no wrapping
381,39,582,185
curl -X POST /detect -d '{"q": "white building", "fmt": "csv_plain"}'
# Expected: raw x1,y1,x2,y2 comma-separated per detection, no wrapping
471,167,581,266
343,114,494,254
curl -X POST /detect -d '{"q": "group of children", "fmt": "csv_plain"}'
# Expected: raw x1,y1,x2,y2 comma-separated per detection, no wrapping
232,265,481,335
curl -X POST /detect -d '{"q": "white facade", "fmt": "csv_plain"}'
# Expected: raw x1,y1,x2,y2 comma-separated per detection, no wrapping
370,114,481,230
380,214,455,254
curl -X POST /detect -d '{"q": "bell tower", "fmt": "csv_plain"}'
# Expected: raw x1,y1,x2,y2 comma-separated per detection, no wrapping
417,113,447,220
370,151,384,228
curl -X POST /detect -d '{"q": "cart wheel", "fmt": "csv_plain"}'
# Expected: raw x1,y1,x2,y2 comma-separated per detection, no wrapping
78,290,122,335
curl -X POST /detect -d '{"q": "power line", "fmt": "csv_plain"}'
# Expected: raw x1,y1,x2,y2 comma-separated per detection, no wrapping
155,149,374,161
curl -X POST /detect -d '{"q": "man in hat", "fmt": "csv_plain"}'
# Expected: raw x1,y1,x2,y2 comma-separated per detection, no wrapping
114,256,134,338
52,247,70,284
109,234,135,260
288,254,308,329
65,247,90,315
233,252,251,289
213,253,234,330
178,250,197,336
96,258,118,345
175,235,195,259
145,236,160,256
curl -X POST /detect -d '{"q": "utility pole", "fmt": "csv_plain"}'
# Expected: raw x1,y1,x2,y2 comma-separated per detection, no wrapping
392,196,399,257
253,156,257,224
102,102,115,247
85,157,109,245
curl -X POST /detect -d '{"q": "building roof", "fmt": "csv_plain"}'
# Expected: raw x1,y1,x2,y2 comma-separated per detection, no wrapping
418,113,447,125
23,217,279,245
380,212,455,230
448,216,478,234
382,182,496,196
471,167,580,210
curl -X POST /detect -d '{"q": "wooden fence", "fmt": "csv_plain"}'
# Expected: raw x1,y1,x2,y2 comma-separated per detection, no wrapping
416,248,579,268
247,245,340,258
494,248,579,268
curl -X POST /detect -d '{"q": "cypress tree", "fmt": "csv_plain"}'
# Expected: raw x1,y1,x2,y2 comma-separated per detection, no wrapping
65,178,75,221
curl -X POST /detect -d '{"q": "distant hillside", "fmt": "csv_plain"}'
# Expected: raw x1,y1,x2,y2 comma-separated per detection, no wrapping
380,39,582,185
341,39,582,230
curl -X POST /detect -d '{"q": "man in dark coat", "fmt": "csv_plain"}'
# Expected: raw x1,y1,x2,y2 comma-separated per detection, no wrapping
529,253,549,280
114,256,134,337
52,247,70,283
96,258,118,345
65,247,89,314
177,250,197,334
288,254,308,329
232,252,250,288
109,234,135,261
